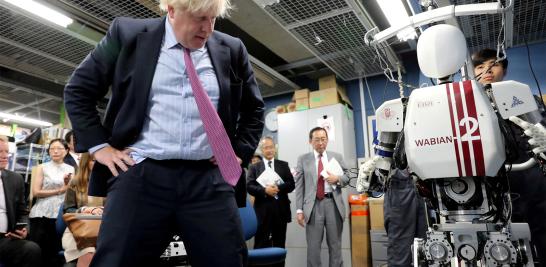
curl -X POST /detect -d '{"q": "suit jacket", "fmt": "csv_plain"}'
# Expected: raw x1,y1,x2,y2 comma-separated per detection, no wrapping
247,159,295,223
294,151,349,223
1,169,28,232
64,154,77,169
64,17,264,202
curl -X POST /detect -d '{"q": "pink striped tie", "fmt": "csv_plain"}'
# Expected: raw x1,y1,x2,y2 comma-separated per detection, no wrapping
183,48,241,186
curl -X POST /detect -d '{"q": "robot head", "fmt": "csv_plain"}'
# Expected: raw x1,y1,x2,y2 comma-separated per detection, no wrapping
417,24,467,79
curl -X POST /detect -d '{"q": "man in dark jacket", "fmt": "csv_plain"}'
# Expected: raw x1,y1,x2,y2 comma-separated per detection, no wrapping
247,136,295,267
0,136,41,267
473,48,546,265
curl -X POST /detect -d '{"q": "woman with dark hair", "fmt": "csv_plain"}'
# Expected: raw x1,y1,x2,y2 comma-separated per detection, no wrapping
62,153,104,267
29,138,75,267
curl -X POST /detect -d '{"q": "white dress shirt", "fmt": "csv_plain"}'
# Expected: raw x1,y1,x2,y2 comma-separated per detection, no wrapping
0,175,7,233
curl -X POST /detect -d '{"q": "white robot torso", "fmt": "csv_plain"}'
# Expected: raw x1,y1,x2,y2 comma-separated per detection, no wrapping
404,80,505,179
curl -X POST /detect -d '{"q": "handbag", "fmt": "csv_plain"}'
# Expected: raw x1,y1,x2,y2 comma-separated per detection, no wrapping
62,213,102,250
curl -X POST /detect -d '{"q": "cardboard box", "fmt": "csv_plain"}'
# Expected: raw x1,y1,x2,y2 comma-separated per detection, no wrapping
309,88,339,108
293,89,310,111
293,88,310,99
368,197,385,230
351,204,371,267
336,85,352,108
309,86,353,109
295,98,309,111
319,75,337,90
275,105,287,114
286,102,297,112
310,87,348,108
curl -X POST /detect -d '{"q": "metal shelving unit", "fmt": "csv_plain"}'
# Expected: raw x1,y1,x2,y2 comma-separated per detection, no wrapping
11,143,48,182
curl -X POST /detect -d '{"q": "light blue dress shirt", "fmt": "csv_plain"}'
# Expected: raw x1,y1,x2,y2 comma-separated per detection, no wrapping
91,19,220,163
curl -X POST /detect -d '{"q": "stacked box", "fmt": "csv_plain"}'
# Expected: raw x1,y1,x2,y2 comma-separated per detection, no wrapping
349,194,371,267
293,88,310,111
368,197,385,230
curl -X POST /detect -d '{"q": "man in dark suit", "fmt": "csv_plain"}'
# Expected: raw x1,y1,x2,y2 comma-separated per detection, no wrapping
64,0,264,266
247,137,295,267
295,127,349,267
63,130,78,169
0,137,41,267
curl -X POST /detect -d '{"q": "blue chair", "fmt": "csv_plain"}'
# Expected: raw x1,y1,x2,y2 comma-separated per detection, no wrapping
56,204,67,259
56,203,67,237
238,201,287,266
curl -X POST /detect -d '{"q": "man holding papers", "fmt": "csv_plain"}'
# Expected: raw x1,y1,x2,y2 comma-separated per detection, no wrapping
295,127,349,267
247,136,295,267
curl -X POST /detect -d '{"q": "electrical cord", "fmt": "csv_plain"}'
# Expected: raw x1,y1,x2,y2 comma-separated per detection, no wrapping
523,36,546,111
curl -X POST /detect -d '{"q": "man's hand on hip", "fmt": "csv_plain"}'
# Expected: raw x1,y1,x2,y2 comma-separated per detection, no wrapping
210,156,243,165
93,146,135,176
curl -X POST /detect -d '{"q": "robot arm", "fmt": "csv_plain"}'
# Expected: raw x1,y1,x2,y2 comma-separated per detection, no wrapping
356,137,398,192
357,156,378,192
357,99,404,192
509,116,546,160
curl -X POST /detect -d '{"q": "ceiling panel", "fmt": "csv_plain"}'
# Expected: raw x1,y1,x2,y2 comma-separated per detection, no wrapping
58,0,299,96
453,0,546,52
0,100,18,110
0,3,93,83
16,106,60,124
60,0,160,24
257,0,400,81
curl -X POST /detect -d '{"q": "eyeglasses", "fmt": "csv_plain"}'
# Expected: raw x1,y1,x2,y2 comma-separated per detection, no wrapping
312,138,327,143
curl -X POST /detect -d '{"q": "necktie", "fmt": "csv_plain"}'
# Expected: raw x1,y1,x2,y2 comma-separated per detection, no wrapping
316,154,324,200
268,160,272,168
183,48,241,186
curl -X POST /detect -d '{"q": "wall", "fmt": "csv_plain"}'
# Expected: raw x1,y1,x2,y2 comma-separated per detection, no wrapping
503,42,546,95
263,41,546,159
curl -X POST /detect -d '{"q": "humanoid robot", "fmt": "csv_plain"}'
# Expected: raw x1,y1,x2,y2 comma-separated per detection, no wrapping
357,22,546,266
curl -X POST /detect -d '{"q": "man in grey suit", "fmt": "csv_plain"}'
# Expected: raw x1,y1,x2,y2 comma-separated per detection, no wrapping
295,127,349,267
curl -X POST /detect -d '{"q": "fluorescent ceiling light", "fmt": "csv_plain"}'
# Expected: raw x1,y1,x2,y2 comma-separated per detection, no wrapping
0,112,53,127
254,0,280,8
377,0,417,41
3,0,73,27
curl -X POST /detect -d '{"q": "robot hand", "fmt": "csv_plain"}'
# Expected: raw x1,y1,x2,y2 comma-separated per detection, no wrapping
509,116,546,160
356,156,379,192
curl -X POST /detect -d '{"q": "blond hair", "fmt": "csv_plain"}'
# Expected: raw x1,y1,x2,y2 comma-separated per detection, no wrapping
70,153,93,205
159,0,233,18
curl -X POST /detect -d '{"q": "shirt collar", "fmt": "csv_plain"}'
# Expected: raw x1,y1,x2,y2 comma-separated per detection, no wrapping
164,18,206,52
262,157,274,165
313,150,327,160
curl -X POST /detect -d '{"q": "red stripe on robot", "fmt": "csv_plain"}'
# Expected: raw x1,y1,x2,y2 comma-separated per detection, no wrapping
461,80,485,176
452,82,473,176
446,83,463,176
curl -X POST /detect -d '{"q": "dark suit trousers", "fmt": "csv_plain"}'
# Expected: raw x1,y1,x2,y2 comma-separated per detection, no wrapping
90,159,247,267
29,217,62,267
0,237,41,267
384,170,426,267
254,201,287,267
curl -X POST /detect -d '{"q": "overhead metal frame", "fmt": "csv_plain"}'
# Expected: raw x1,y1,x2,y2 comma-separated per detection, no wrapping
256,0,400,81
55,0,300,96
451,0,545,52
